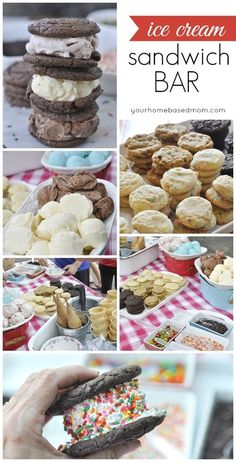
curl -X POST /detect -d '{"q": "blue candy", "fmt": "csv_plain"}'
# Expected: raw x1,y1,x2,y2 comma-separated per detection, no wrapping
65,151,91,159
47,151,66,167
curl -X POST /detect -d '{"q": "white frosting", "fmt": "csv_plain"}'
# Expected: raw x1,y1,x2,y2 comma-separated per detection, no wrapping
26,34,97,59
31,74,99,102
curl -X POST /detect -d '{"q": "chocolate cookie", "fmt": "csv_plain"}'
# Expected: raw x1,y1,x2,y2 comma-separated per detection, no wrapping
69,171,97,190
47,365,142,416
50,280,61,288
95,182,108,197
4,61,33,108
63,414,166,458
28,83,103,113
28,18,100,38
191,119,231,150
5,93,30,108
93,196,114,220
125,295,145,315
29,102,99,147
120,289,134,309
30,65,102,81
24,50,101,69
77,190,103,204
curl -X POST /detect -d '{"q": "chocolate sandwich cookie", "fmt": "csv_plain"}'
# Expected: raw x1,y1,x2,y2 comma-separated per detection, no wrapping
48,365,142,415
50,279,61,288
27,66,103,113
3,61,33,108
29,102,99,147
125,295,145,314
46,365,165,458
24,18,101,68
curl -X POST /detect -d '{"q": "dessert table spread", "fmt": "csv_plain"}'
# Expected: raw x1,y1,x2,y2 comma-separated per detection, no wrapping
120,252,233,351
4,272,99,351
7,155,117,255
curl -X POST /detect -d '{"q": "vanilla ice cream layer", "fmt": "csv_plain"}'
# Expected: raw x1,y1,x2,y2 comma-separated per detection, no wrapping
31,75,100,102
26,34,97,59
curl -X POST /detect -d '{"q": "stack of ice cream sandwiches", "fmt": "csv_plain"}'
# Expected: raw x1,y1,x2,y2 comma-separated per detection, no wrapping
24,17,103,147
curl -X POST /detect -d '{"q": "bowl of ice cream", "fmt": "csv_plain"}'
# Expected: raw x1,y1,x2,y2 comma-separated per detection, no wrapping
45,267,64,279
41,150,112,175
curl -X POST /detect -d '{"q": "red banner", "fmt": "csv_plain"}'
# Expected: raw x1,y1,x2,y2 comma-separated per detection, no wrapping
130,16,236,41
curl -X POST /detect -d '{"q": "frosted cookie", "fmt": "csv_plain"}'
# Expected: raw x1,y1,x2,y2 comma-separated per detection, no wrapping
206,187,233,210
178,132,213,153
212,175,233,201
152,146,193,170
129,185,169,213
176,197,213,229
155,123,187,143
120,216,130,234
120,172,145,197
212,206,233,225
160,167,198,195
170,180,201,209
132,210,173,233
190,148,225,171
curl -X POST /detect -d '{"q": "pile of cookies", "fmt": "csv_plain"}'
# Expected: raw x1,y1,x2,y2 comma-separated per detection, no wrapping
124,133,161,174
147,145,193,186
206,175,233,225
120,270,186,314
3,176,30,226
160,167,201,210
23,284,71,317
89,289,117,342
3,61,32,108
190,149,225,194
24,17,102,147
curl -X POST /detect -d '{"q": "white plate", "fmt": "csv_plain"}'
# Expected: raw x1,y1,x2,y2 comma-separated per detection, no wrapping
41,151,112,175
195,257,233,289
3,178,116,256
3,313,34,332
120,271,188,320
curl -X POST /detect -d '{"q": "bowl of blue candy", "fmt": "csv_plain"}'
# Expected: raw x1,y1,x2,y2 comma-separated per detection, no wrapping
158,237,207,276
41,150,113,175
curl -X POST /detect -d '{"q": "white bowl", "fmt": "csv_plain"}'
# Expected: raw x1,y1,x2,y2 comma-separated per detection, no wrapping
41,336,82,351
41,151,112,175
45,268,64,279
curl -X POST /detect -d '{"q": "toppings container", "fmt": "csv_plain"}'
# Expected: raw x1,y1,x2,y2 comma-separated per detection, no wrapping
144,321,184,351
175,326,229,351
189,312,233,338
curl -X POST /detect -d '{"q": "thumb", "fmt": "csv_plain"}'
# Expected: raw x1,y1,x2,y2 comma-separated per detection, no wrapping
85,440,141,459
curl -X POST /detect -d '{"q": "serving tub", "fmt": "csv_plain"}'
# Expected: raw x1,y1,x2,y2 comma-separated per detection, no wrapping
120,242,159,276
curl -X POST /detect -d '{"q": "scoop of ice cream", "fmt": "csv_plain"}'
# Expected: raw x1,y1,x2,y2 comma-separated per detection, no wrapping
38,201,61,219
9,212,34,228
66,155,90,168
26,35,97,59
88,151,106,165
4,226,33,255
3,304,18,318
28,240,50,255
9,312,25,325
79,218,107,248
36,212,78,240
31,75,100,102
47,151,66,167
49,231,85,255
60,193,93,221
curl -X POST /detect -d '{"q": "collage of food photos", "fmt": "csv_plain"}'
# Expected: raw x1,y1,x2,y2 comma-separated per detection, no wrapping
2,2,235,461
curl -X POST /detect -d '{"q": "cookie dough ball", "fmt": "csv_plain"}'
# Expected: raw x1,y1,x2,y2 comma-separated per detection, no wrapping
3,209,14,226
49,231,85,255
120,172,145,197
132,210,174,233
160,167,198,195
28,240,50,255
212,175,233,201
38,201,61,219
4,226,33,254
176,197,213,229
60,193,93,221
79,218,108,247
190,149,225,171
129,185,169,213
120,217,129,234
36,213,78,240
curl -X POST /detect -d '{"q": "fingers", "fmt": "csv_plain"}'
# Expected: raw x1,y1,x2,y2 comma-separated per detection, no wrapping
85,440,141,459
5,366,98,418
